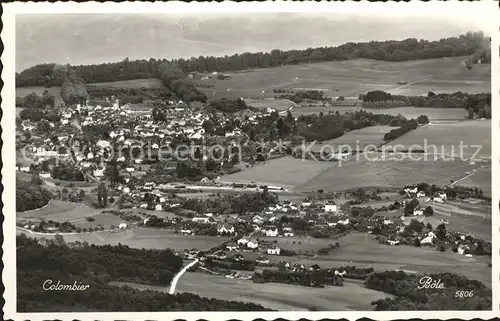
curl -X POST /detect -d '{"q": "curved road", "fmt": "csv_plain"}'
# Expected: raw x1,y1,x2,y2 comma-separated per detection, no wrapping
169,259,199,294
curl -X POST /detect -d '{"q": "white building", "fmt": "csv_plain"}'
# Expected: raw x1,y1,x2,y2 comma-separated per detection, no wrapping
324,203,337,213
247,240,259,249
267,246,281,255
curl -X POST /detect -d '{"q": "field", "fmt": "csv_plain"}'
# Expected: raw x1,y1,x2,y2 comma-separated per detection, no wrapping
16,86,64,105
91,78,163,89
453,165,492,196
310,126,391,153
259,236,339,252
17,227,231,251
17,200,102,222
15,200,127,229
176,272,392,311
270,232,490,286
221,156,334,189
245,99,296,111
298,157,488,193
387,120,491,157
197,57,490,101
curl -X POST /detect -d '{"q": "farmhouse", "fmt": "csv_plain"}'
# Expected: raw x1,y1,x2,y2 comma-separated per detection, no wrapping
267,246,281,255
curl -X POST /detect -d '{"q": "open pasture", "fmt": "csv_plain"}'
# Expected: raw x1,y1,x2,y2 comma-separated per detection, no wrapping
24,227,231,251
259,236,338,252
245,99,296,111
16,86,64,105
402,202,491,242
15,200,125,229
387,120,491,157
91,78,164,89
310,126,391,153
222,156,335,189
198,57,489,101
289,105,469,120
175,272,391,311
298,157,486,193
270,232,490,286
453,165,492,196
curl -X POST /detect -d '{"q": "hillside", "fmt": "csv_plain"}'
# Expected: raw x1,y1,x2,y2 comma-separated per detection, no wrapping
16,31,489,88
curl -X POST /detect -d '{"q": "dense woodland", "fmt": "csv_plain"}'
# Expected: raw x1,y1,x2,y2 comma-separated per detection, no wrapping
16,180,52,212
16,32,489,87
365,271,491,310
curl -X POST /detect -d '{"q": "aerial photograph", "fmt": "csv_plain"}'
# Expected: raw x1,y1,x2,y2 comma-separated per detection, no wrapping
14,10,492,312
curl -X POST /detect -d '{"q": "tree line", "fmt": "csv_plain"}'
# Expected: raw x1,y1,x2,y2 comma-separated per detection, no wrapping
16,32,489,88
362,90,491,119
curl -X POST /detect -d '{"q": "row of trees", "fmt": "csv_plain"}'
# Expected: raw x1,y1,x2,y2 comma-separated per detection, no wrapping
156,62,206,103
56,65,89,105
383,119,419,141
16,32,489,87
362,90,491,119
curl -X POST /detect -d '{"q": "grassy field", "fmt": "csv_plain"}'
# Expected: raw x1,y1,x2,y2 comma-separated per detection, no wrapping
258,236,338,252
91,78,164,89
222,156,334,189
16,86,64,105
197,57,489,101
17,200,102,222
453,165,492,196
17,227,230,251
176,272,391,311
298,157,487,193
387,120,491,157
286,105,469,120
310,126,391,153
246,99,296,111
270,232,490,286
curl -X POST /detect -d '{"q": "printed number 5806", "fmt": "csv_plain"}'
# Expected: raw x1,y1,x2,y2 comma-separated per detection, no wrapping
455,291,474,298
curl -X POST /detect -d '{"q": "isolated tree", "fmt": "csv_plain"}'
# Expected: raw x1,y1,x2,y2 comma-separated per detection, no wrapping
97,183,108,208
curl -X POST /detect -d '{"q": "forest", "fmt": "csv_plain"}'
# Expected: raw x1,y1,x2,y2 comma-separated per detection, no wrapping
16,180,52,212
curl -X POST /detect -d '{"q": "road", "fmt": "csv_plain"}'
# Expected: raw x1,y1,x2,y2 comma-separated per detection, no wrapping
169,259,199,294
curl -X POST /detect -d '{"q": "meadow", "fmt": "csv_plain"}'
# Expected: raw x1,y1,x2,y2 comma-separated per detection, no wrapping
387,120,491,157
175,272,392,311
91,78,163,89
16,86,64,105
197,57,490,101
267,232,490,286
288,105,469,120
297,157,487,193
221,156,334,189
17,227,231,251
15,200,125,228
310,126,391,153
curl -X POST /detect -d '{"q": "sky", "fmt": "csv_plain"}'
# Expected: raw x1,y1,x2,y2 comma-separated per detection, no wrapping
16,12,491,72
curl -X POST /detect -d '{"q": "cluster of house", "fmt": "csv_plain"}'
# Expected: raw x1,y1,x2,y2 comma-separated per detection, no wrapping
403,186,448,204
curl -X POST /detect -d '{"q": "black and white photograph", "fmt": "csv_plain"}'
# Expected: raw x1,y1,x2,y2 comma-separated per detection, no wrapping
2,1,498,318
